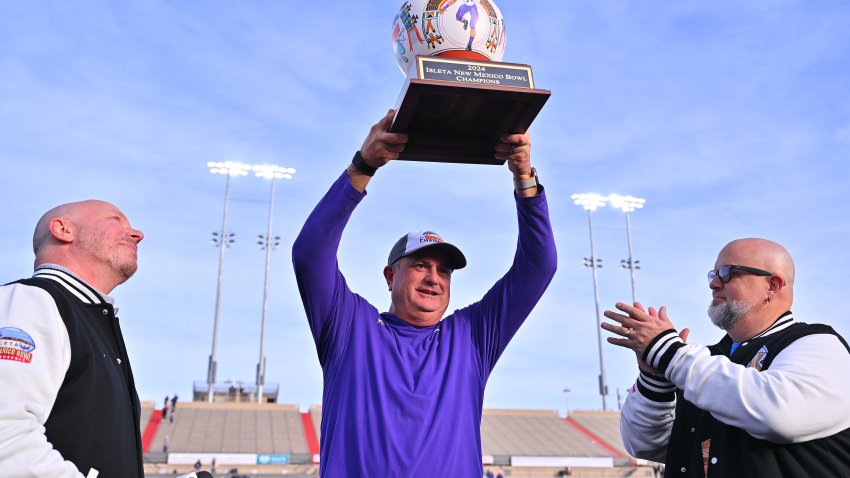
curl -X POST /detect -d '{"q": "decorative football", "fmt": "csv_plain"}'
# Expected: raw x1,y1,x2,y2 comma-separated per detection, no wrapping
392,0,506,76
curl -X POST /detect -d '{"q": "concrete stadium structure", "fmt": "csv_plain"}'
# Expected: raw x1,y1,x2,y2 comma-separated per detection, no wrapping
140,401,659,477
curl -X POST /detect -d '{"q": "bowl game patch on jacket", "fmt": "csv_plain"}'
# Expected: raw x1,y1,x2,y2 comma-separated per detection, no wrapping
747,345,768,371
0,327,36,363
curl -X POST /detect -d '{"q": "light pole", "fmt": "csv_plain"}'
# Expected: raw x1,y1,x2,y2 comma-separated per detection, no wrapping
608,194,645,304
571,193,609,411
206,161,252,402
562,386,571,418
252,164,296,404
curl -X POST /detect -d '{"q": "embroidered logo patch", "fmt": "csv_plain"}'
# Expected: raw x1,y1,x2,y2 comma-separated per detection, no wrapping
747,345,768,371
0,327,36,363
420,231,444,244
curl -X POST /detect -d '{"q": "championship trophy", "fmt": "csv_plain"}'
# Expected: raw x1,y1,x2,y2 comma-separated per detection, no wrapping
390,0,550,165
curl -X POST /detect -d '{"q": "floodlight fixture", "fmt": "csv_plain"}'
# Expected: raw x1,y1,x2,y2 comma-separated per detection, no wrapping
571,193,608,212
571,194,609,411
609,194,646,303
253,163,295,403
205,160,255,402
608,194,646,213
207,161,252,176
253,164,297,180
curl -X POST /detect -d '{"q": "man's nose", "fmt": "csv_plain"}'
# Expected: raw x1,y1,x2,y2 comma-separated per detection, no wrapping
130,228,144,243
709,275,722,290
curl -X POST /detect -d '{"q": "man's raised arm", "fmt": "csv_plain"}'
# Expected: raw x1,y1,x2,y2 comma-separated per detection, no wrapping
467,132,558,371
291,110,407,356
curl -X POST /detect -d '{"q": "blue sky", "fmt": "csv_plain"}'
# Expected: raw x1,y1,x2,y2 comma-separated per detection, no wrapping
1,1,848,413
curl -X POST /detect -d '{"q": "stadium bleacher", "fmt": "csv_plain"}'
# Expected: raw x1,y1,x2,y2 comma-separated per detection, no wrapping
140,401,155,432
567,410,629,458
148,401,309,455
141,402,658,477
482,408,615,457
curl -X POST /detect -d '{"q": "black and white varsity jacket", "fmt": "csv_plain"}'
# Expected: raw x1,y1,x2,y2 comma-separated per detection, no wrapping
620,312,850,477
0,266,143,477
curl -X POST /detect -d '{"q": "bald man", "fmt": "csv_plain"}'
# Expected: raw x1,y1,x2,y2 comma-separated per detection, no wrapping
602,238,850,477
0,200,145,477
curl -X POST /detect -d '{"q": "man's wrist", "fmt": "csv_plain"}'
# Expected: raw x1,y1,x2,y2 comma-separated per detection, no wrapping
642,329,684,372
351,150,378,177
513,167,539,192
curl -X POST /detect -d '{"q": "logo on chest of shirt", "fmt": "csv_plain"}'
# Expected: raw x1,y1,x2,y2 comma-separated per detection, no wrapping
747,345,769,371
0,327,36,364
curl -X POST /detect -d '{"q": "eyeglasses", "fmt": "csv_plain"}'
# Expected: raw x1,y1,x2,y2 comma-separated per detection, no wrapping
707,264,773,284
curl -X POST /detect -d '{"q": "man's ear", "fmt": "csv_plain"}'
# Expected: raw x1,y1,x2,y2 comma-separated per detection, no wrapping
383,265,394,291
768,274,784,292
766,274,785,303
49,218,75,244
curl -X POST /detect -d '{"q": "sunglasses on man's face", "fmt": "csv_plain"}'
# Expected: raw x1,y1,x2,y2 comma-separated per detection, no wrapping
707,264,773,284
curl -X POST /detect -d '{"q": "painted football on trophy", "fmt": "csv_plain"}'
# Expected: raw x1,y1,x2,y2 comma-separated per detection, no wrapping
392,0,506,76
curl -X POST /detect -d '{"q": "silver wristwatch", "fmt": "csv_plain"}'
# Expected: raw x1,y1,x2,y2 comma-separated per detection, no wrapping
513,167,540,192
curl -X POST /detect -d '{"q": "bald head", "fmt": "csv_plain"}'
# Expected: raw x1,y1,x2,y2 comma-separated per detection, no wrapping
33,200,116,256
34,202,82,256
717,238,795,288
709,238,795,340
32,200,144,293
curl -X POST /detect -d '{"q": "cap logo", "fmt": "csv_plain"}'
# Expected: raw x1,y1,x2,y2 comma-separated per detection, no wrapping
420,231,443,244
391,229,465,269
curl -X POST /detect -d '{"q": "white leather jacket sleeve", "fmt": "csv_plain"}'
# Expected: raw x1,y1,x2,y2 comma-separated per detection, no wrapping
666,335,850,443
619,373,677,462
0,283,84,477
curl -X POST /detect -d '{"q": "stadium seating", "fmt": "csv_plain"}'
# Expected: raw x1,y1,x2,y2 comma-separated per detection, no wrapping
568,410,629,457
140,401,155,430
141,402,656,477
309,404,322,442
482,408,616,457
148,401,308,454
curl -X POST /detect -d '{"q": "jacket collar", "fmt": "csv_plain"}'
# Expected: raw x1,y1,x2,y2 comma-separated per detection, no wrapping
33,264,111,306
749,310,795,340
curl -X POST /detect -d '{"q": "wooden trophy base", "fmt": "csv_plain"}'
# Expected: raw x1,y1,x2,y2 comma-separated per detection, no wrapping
389,56,551,165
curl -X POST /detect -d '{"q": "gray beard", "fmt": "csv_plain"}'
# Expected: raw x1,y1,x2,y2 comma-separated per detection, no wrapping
708,300,754,331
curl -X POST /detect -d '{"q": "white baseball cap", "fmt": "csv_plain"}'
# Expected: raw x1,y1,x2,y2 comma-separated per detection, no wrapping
387,231,467,269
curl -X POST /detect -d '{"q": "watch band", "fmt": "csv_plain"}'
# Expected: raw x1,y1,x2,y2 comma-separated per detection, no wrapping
352,151,378,177
513,167,540,191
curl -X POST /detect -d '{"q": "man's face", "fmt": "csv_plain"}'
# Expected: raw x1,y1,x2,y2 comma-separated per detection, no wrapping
386,249,453,326
707,244,767,330
72,201,144,284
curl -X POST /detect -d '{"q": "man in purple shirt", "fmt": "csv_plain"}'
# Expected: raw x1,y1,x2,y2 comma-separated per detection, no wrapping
292,109,557,477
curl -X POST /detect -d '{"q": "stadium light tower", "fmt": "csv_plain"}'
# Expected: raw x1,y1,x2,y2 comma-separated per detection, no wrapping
206,160,252,402
608,194,645,304
252,164,296,404
571,193,609,411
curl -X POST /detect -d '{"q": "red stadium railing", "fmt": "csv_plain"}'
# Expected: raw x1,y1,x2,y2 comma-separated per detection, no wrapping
142,409,163,453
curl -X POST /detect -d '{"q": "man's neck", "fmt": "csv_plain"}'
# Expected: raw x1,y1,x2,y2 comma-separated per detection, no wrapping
35,257,118,295
387,307,443,327
727,307,788,342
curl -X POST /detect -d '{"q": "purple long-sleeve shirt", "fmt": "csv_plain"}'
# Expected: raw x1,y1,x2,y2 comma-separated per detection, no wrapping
292,172,557,477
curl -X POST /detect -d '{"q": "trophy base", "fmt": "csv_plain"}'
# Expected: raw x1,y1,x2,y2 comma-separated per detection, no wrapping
390,78,551,165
